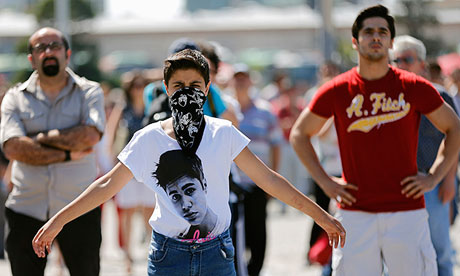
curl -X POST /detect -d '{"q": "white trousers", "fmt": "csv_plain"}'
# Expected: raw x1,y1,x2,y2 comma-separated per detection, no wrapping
332,208,437,276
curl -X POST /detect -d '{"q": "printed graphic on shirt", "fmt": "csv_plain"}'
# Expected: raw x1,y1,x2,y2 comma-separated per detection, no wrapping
152,150,218,241
346,92,411,133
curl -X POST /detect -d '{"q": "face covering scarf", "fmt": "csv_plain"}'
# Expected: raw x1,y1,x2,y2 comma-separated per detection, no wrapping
169,87,207,155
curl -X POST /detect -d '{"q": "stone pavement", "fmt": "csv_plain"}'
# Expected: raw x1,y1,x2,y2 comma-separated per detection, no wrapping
1,199,459,276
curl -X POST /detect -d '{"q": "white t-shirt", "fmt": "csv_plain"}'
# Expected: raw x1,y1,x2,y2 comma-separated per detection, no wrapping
118,116,249,241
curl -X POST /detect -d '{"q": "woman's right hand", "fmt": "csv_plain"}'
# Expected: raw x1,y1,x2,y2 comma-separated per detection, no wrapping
32,218,63,258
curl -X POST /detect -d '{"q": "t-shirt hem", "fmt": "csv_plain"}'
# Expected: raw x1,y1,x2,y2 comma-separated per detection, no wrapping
338,203,425,213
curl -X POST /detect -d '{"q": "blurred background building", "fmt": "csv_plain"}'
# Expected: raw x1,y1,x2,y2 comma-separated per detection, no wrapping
0,0,460,88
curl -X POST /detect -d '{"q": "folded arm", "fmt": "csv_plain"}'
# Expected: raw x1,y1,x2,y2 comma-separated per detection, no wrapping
3,124,100,165
3,136,69,165
36,125,102,151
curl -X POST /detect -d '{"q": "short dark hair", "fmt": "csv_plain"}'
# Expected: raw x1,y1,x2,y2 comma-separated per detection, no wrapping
28,33,70,54
163,49,210,86
152,150,206,191
352,4,395,40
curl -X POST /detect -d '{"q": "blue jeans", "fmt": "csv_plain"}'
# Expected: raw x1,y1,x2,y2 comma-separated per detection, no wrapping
425,184,454,276
148,228,236,276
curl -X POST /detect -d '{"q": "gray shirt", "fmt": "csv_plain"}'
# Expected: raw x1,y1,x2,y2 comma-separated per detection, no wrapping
0,68,105,221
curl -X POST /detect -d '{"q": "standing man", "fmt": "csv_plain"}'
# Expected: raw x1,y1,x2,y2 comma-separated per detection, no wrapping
392,35,458,276
290,5,460,276
1,27,105,275
230,63,283,276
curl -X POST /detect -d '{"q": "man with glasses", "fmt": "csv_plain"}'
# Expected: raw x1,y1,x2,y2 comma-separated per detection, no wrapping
0,27,105,275
392,35,458,276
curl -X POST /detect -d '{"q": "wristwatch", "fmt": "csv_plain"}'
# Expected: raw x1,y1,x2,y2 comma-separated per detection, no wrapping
64,150,71,162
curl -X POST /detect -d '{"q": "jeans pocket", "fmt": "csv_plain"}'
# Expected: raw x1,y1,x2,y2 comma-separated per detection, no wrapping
218,236,235,261
148,241,169,263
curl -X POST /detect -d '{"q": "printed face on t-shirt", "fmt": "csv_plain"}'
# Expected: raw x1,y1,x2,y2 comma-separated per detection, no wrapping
165,175,207,226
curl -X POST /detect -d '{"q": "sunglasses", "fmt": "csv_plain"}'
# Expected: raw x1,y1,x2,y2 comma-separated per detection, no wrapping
393,56,417,65
31,41,64,54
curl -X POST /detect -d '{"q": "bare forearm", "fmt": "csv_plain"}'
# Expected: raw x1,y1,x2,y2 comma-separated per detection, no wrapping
442,160,458,187
261,170,326,220
52,175,114,226
429,132,460,185
3,137,65,165
51,163,130,227
290,132,331,189
37,125,101,151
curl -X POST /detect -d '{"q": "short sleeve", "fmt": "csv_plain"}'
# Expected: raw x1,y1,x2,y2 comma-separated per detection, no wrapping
412,78,444,114
308,81,335,118
81,86,106,133
230,125,250,160
117,130,147,183
0,89,26,147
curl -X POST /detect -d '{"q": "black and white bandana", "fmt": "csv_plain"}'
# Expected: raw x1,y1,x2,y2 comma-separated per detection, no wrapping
169,87,207,155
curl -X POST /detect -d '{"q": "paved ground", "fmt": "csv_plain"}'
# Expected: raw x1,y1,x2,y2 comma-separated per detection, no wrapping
1,199,459,276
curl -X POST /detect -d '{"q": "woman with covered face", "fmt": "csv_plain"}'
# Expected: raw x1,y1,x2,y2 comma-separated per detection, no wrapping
32,49,346,275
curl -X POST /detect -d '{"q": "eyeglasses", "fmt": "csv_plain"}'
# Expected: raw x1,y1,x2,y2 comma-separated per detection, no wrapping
31,41,64,54
393,56,417,65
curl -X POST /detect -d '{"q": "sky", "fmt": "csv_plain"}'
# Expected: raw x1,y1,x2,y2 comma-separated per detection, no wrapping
104,0,184,19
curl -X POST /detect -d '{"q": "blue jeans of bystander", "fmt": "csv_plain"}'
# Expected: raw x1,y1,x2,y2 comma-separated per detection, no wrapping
425,184,454,276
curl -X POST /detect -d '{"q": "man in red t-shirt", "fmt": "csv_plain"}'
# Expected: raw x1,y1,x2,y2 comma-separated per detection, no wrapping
290,5,460,276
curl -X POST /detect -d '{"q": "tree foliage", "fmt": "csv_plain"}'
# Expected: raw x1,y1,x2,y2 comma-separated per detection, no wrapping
34,0,94,23
395,0,446,57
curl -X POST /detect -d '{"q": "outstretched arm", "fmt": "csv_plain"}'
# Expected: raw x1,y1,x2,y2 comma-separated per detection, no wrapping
32,162,133,257
234,147,346,248
289,108,357,206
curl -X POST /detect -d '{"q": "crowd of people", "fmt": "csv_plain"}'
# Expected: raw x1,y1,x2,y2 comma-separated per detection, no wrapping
0,3,460,276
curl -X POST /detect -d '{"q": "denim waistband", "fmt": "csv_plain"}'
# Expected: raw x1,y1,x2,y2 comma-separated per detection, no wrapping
151,229,231,252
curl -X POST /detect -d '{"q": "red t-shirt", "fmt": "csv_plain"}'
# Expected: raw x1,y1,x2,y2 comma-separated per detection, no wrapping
309,66,444,212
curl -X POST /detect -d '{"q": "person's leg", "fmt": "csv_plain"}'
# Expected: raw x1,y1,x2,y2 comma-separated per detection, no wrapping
331,210,382,276
381,209,437,276
5,207,47,276
119,207,135,272
142,207,154,234
120,207,136,253
0,188,6,259
244,186,267,276
57,207,101,276
425,187,453,276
